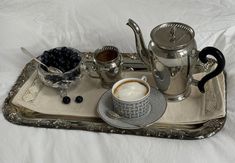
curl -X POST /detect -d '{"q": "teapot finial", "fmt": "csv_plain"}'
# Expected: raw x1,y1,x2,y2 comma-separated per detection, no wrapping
169,26,177,42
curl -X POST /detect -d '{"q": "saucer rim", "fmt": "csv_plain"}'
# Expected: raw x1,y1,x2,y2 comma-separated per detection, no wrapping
97,87,167,130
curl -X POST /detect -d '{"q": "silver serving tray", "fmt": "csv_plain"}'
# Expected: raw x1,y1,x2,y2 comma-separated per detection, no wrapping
2,53,227,140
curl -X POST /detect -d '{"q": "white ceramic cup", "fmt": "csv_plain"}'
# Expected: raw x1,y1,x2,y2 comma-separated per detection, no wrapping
111,76,151,118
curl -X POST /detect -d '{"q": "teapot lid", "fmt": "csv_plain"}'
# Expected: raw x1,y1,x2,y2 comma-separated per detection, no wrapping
150,22,195,50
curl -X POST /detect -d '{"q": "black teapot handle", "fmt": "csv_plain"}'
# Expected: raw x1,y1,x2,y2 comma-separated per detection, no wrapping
197,47,225,93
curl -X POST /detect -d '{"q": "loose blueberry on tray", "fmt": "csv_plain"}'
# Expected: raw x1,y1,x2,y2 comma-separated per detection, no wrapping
62,96,71,104
75,96,83,103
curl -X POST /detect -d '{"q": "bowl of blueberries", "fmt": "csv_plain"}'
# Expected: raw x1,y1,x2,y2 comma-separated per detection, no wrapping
37,47,83,90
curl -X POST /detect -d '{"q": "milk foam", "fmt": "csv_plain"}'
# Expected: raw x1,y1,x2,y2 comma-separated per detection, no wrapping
114,81,147,101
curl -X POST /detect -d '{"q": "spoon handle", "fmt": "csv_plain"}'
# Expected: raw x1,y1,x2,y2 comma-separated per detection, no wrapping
21,47,48,68
106,110,145,128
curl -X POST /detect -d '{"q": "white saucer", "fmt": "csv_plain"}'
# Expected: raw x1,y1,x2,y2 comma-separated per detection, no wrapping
97,87,167,130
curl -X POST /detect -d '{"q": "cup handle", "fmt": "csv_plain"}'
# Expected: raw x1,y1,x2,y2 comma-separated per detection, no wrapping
195,47,225,93
140,76,147,82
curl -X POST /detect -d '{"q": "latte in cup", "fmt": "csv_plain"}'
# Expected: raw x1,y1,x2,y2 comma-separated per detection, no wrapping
111,76,150,118
114,80,148,101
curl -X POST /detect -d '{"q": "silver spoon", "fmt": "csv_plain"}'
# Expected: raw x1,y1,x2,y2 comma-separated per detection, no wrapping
106,110,145,128
21,47,63,74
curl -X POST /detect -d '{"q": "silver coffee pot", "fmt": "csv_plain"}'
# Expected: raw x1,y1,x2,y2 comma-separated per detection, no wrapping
127,19,225,101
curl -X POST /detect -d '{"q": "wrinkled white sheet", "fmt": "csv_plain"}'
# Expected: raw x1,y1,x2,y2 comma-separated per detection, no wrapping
1,0,235,162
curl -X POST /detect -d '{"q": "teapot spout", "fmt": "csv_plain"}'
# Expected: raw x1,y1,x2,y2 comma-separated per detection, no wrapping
126,19,150,66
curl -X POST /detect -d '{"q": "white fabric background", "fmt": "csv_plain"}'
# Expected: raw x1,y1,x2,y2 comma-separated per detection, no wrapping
0,0,235,162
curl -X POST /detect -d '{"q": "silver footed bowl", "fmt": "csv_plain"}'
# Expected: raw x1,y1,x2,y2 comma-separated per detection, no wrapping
37,47,83,90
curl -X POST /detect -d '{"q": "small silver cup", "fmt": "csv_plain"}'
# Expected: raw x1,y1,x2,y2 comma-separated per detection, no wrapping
87,46,123,88
111,76,150,118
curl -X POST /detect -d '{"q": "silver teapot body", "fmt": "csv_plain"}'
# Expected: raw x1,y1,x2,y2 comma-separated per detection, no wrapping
148,40,197,101
127,19,225,101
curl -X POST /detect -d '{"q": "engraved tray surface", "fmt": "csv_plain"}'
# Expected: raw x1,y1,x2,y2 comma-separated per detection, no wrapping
2,53,227,140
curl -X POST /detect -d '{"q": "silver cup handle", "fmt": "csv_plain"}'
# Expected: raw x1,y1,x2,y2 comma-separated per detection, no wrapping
140,75,147,82
83,61,100,79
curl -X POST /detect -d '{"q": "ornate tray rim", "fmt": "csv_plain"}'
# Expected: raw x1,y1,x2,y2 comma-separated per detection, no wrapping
2,53,227,140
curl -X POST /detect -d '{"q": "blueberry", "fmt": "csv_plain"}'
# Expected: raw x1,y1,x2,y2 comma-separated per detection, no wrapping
42,47,81,73
68,76,75,80
73,52,78,56
61,47,67,52
48,53,53,59
41,55,47,61
67,48,73,53
70,55,77,61
58,51,62,56
65,64,71,70
72,63,78,68
78,56,81,61
65,53,70,58
75,96,83,103
43,51,49,56
62,96,71,104
41,65,48,71
51,55,56,61
52,48,59,54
